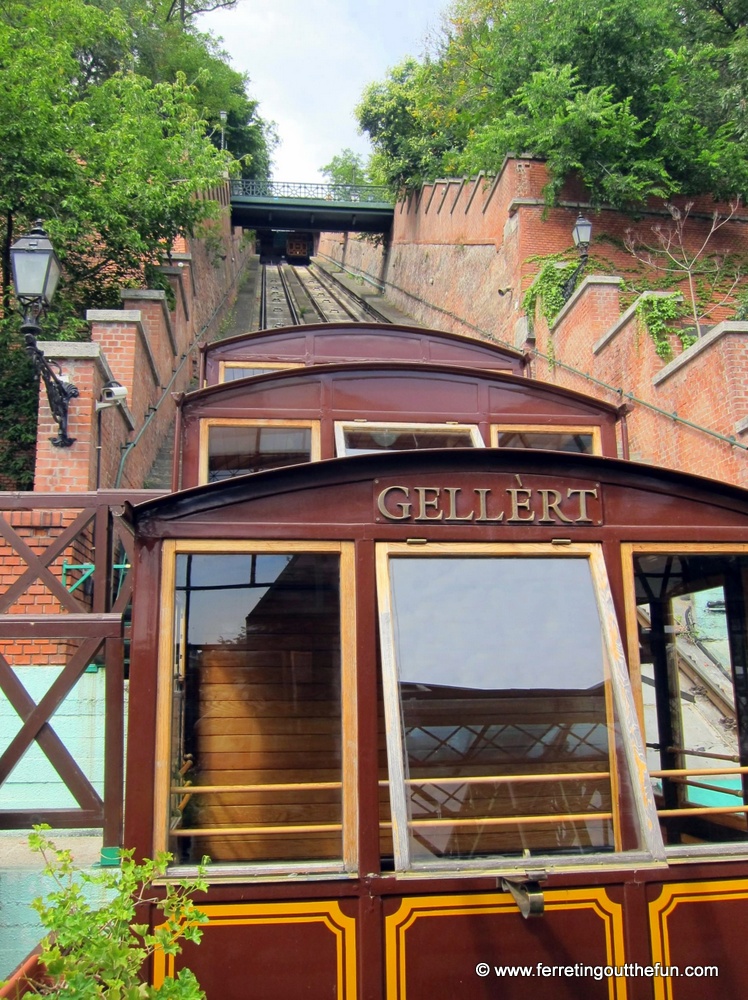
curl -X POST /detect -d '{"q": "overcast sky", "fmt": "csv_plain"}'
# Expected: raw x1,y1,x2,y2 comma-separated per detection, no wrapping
198,0,447,183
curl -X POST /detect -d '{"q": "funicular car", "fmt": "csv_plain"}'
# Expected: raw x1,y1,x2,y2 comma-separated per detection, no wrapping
124,323,748,999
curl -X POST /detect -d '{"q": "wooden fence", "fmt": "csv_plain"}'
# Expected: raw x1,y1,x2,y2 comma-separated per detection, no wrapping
0,491,163,848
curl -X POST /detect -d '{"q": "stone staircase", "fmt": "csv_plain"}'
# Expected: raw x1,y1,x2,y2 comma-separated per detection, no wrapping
143,434,174,490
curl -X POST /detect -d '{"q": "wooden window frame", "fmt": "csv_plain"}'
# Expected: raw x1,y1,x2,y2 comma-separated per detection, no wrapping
155,539,357,879
622,541,748,862
376,541,664,875
217,361,301,383
334,420,485,457
198,418,321,485
490,423,602,455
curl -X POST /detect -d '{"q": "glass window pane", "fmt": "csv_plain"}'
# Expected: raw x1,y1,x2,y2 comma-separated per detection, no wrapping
222,366,288,382
171,552,342,867
634,553,748,845
385,556,616,863
207,425,312,480
340,425,477,456
497,430,594,453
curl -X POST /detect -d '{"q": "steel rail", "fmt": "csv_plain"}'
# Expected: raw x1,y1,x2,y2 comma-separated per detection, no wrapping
275,264,301,325
309,262,391,323
293,265,357,323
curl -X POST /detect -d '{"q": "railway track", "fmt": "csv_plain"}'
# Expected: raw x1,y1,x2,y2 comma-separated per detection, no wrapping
258,262,390,328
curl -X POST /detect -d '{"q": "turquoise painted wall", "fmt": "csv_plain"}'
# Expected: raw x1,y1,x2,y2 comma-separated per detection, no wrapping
0,667,110,977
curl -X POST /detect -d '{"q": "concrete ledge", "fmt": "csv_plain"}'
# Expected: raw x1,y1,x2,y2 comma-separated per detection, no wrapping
39,340,106,361
436,182,453,214
593,291,677,355
37,342,136,430
735,415,748,436
119,289,176,354
86,309,142,323
423,184,439,214
508,197,544,216
653,320,748,386
450,179,467,214
119,289,166,301
552,275,623,332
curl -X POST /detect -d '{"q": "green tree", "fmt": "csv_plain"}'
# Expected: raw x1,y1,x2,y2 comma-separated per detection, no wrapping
0,0,252,487
0,0,233,312
461,64,670,206
356,58,456,191
357,0,748,205
132,19,276,177
320,148,369,186
164,0,237,23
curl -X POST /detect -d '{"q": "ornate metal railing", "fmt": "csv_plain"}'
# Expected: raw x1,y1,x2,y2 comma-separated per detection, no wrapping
230,179,393,204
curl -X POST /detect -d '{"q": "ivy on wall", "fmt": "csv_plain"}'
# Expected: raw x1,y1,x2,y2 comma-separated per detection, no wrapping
523,247,703,365
635,294,696,361
522,258,579,328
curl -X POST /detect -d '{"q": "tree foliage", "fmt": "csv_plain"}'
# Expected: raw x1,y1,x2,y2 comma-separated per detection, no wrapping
0,0,274,316
0,0,273,488
164,0,237,23
320,148,370,186
356,0,748,205
131,12,276,178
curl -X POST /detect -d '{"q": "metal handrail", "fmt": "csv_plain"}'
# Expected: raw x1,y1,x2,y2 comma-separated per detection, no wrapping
231,179,392,204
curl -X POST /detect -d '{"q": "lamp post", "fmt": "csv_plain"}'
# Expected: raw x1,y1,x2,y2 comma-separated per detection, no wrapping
10,221,79,447
219,110,227,152
561,212,593,303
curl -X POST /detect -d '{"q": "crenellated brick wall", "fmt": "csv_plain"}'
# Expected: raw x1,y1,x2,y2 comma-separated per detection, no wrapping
319,157,748,486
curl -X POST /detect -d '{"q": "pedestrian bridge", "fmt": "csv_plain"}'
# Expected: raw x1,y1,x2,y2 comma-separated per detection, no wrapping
230,180,394,233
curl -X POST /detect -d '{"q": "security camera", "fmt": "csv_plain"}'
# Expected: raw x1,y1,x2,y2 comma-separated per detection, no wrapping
101,383,127,402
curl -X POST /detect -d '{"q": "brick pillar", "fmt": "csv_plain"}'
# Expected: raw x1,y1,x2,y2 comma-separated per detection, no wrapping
33,342,133,492
87,310,147,401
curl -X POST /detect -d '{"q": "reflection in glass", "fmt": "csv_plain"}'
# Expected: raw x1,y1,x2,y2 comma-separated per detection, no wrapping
497,430,594,454
207,425,312,481
171,552,342,866
386,557,615,862
634,553,748,844
222,366,289,382
340,425,478,456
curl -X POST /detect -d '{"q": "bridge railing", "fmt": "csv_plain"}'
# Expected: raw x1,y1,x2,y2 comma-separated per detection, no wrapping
231,179,393,204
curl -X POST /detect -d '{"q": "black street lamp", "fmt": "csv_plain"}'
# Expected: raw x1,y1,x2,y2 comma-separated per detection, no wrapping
10,221,79,447
562,213,593,303
572,212,593,261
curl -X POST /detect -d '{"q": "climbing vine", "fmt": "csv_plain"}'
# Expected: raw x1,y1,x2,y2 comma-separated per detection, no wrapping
522,258,579,328
634,294,694,361
523,248,702,366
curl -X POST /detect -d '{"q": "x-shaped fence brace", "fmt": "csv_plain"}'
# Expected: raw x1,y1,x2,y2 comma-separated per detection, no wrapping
0,504,135,839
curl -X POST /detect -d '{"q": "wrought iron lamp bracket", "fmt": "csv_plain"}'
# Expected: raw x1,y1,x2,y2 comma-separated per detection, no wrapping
21,304,79,448
561,248,589,304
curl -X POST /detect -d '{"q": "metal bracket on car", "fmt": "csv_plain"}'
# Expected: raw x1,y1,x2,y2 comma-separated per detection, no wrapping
499,871,547,918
